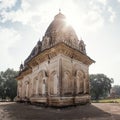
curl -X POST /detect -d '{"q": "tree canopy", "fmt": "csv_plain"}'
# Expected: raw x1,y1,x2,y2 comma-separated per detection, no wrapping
112,85,120,97
0,68,18,101
90,74,114,100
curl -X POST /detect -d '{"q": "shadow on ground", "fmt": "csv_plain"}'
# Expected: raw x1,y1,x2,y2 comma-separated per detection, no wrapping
0,102,120,120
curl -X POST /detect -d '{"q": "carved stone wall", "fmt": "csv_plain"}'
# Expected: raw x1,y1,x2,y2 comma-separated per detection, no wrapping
17,81,22,98
17,53,91,106
16,13,94,106
61,55,89,97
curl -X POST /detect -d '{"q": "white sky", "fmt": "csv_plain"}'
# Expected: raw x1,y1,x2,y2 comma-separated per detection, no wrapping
0,0,120,85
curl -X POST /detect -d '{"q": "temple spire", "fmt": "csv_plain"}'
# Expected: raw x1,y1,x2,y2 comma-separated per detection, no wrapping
59,8,61,13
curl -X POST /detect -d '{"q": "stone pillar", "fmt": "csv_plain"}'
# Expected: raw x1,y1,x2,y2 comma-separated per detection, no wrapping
36,78,39,95
33,79,35,95
20,87,22,98
22,80,25,98
28,80,32,97
31,78,34,96
84,78,87,94
84,74,89,94
21,82,23,98
80,72,84,94
42,79,46,95
25,82,29,97
53,74,58,95
17,82,19,97
76,76,79,94
59,58,62,97
73,67,76,96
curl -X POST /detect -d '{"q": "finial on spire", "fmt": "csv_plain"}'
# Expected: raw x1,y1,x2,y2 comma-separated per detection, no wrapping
20,62,24,71
80,37,83,40
59,8,61,13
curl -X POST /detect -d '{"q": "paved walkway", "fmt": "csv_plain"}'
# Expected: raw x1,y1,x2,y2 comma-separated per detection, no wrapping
0,102,120,120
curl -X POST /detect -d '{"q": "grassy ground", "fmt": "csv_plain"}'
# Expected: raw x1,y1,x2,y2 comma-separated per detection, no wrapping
92,98,120,103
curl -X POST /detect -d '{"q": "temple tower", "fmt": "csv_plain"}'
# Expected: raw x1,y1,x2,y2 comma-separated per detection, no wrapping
16,12,95,107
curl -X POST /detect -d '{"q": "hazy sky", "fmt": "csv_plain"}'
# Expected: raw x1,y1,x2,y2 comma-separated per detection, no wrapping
0,0,120,85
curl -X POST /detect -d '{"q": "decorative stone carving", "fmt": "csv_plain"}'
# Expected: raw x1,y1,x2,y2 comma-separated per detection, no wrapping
22,80,26,98
28,79,32,97
38,70,48,96
17,82,22,97
19,64,24,71
16,12,95,106
75,70,84,94
42,36,50,50
33,77,38,95
24,40,42,65
85,74,90,94
25,81,29,98
63,70,72,95
49,70,58,95
79,40,86,54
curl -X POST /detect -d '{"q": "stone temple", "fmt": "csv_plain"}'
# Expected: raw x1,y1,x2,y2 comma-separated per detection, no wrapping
16,12,95,107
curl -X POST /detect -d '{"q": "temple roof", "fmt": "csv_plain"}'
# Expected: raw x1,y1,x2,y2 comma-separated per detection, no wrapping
16,12,95,77
44,12,78,44
45,12,66,36
22,12,88,69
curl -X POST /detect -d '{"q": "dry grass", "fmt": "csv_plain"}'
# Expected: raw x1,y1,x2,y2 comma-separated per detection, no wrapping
92,98,120,103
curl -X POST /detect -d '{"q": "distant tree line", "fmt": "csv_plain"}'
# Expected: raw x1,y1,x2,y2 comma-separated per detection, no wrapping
111,85,120,98
90,74,114,100
90,74,120,100
0,68,18,101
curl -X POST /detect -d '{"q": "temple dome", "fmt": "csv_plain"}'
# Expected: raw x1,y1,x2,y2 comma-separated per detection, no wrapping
45,12,67,36
42,12,79,49
54,12,66,20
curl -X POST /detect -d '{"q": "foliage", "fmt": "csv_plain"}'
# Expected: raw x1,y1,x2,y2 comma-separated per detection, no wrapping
92,98,120,103
112,85,120,97
0,68,18,101
90,74,114,100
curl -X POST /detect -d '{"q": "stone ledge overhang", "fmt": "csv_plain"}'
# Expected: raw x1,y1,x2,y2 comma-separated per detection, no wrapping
16,68,32,80
16,42,95,80
28,42,95,67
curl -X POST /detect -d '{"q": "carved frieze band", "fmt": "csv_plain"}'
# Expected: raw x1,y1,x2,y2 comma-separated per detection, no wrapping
17,43,94,80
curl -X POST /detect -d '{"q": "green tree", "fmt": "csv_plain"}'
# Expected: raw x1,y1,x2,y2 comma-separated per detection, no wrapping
0,68,18,101
0,71,6,99
90,74,114,100
112,85,120,97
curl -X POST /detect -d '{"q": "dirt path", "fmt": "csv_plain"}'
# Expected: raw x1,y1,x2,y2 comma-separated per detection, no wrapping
93,103,120,120
0,102,120,120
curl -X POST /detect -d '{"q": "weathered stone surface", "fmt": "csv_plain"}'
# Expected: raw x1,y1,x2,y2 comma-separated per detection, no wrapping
15,12,95,107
